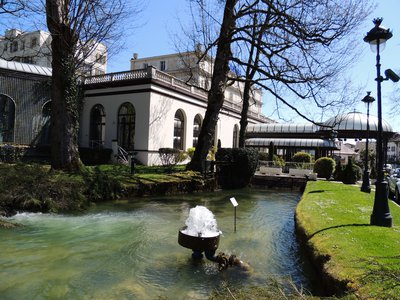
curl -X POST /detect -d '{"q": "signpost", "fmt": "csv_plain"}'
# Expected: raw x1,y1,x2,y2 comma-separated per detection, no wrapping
230,197,238,232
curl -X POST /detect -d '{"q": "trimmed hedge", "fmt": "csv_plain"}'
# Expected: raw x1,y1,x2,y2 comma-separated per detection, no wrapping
292,152,312,163
313,157,335,179
215,148,258,189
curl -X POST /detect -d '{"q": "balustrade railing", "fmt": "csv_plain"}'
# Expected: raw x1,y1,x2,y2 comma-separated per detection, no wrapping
84,67,267,121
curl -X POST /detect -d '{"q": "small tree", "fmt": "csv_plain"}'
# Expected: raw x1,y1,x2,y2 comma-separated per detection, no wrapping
342,158,362,184
314,157,336,180
333,160,344,181
292,152,312,163
216,148,258,189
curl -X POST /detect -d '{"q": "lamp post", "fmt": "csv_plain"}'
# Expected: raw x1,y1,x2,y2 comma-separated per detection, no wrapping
360,92,375,193
363,18,392,227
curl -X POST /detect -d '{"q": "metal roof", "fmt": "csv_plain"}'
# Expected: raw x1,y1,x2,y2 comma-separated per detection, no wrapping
321,111,393,133
0,58,52,76
247,123,319,134
245,138,338,149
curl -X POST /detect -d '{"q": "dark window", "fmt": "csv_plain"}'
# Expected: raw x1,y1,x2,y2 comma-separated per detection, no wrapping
31,37,38,48
173,110,185,150
0,94,15,143
117,103,135,150
38,101,51,145
233,124,239,148
89,104,106,148
193,114,202,147
160,60,166,71
11,41,18,53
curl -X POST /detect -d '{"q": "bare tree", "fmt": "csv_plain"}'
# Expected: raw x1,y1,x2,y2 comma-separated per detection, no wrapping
45,0,134,171
187,0,238,171
187,0,372,171
0,0,26,15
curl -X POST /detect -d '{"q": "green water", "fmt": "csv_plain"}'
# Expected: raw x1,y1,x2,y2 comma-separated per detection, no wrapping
0,188,310,299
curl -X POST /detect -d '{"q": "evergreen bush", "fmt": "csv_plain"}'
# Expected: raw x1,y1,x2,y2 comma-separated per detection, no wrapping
313,157,336,179
333,160,344,181
292,152,312,163
216,148,258,189
342,158,362,184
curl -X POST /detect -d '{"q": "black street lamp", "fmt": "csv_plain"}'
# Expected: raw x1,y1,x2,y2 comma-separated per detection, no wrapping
361,92,375,193
364,18,393,227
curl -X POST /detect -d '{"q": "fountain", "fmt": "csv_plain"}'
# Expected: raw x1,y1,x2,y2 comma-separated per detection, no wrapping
178,205,221,260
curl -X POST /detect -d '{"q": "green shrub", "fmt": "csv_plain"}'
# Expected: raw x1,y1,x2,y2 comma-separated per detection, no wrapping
342,158,362,184
81,166,124,201
187,147,195,159
313,157,336,179
291,152,312,163
333,160,344,181
216,148,258,189
258,151,269,161
0,144,27,163
158,148,187,168
273,155,285,167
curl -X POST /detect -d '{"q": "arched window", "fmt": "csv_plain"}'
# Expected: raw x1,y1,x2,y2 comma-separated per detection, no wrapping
39,101,51,145
0,94,15,143
117,103,135,150
90,104,106,148
193,114,202,147
233,124,239,148
174,110,185,150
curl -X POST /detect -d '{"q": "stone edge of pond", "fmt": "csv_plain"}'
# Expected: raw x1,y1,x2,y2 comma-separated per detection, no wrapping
294,208,355,298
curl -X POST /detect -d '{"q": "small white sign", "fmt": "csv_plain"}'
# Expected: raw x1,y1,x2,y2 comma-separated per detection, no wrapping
230,197,238,207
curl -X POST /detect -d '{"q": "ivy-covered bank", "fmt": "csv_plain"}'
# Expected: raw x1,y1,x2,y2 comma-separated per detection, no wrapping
295,181,400,299
0,163,215,222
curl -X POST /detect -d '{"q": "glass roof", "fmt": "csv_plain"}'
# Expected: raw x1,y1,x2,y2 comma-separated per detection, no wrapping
0,58,52,76
245,138,338,149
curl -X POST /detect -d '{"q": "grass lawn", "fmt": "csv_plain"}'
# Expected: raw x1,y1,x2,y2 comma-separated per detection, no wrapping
296,180,400,299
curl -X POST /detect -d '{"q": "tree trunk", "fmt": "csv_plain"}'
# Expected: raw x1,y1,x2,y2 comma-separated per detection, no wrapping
238,81,251,148
187,0,237,172
46,0,82,171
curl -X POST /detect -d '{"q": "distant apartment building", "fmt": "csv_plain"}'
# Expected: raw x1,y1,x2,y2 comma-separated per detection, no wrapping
387,133,400,163
130,51,264,119
0,28,107,76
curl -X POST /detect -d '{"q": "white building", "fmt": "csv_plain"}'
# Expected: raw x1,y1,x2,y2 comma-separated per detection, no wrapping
81,64,272,165
387,133,400,164
0,29,107,76
130,51,264,118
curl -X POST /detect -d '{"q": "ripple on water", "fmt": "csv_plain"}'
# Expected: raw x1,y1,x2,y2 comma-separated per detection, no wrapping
0,189,309,299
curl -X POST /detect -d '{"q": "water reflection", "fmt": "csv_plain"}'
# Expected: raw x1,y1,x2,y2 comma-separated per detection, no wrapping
0,188,309,299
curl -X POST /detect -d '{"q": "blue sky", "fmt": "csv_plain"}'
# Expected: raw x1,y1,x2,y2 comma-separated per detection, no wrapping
2,0,398,132
106,0,400,132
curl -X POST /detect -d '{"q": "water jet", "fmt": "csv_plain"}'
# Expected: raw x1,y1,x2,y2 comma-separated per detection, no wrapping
178,205,221,260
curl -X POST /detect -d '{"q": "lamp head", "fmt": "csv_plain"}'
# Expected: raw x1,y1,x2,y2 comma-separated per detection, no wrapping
364,18,392,52
362,91,375,104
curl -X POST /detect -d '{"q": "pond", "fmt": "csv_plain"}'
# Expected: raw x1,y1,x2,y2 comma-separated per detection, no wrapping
0,188,311,299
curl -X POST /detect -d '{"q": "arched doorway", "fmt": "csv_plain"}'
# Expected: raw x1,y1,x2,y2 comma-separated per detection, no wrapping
0,94,16,143
39,101,51,145
90,104,106,148
117,102,135,150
